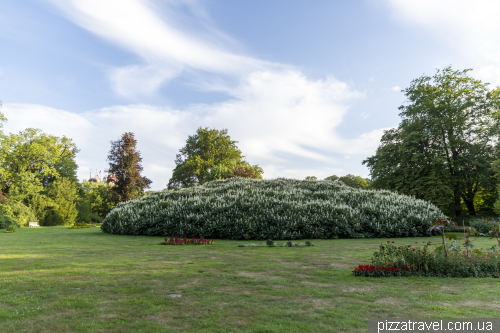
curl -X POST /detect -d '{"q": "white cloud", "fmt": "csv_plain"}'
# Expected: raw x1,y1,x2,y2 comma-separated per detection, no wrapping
391,86,400,91
5,0,388,189
46,0,279,96
2,70,382,190
384,0,500,85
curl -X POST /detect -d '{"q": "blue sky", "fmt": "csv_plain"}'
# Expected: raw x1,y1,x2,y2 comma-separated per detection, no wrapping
1,0,500,190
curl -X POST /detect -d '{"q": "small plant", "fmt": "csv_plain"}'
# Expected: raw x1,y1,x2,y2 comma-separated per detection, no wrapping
266,239,274,247
5,222,18,232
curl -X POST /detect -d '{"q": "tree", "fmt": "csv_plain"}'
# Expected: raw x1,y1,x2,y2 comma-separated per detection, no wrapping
324,175,339,182
304,176,317,181
0,128,79,199
81,180,116,219
168,127,263,188
44,178,79,225
363,67,500,216
107,132,151,203
338,174,372,189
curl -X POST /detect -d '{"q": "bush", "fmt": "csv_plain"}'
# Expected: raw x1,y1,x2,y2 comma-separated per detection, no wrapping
0,201,37,227
76,199,92,223
0,213,18,229
355,240,500,278
42,207,64,226
89,213,103,223
102,178,442,239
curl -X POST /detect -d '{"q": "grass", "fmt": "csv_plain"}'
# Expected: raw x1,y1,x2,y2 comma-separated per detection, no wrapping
0,227,499,333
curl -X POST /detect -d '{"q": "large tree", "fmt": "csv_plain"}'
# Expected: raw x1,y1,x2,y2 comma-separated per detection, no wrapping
168,127,263,188
107,132,151,203
363,67,500,216
0,128,79,199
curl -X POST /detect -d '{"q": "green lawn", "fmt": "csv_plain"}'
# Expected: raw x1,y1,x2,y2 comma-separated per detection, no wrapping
0,227,499,333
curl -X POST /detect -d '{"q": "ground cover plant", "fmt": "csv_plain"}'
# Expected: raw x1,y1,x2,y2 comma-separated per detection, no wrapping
102,178,442,239
1,227,500,333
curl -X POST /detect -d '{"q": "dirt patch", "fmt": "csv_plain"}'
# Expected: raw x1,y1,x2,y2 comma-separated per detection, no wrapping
238,271,281,281
300,281,335,288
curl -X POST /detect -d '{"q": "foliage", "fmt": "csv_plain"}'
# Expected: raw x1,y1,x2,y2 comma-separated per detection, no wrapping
324,175,339,182
168,127,262,188
81,180,116,219
453,216,499,235
356,238,500,278
107,132,152,203
44,178,78,225
0,128,79,199
76,199,91,223
89,212,103,223
0,212,17,230
363,67,500,217
26,193,55,222
0,199,38,227
102,177,442,239
42,207,64,226
304,176,317,181
204,162,264,183
324,174,372,189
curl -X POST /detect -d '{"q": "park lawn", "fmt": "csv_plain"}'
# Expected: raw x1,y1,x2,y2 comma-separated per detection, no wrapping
0,227,499,333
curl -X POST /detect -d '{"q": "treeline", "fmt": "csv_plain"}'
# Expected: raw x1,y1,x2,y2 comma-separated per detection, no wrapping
0,126,151,227
3,66,497,226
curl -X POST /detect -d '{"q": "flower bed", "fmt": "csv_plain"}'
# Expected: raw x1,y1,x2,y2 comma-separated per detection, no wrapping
68,226,90,229
4,230,17,233
159,235,214,245
353,218,500,278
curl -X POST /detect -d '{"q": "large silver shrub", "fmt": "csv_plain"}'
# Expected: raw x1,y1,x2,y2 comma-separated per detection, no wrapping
101,178,442,239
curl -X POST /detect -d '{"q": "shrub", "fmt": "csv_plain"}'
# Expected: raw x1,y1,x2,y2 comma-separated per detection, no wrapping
0,213,17,229
1,201,37,227
42,207,64,226
89,213,103,223
355,239,500,278
102,178,442,239
76,199,92,223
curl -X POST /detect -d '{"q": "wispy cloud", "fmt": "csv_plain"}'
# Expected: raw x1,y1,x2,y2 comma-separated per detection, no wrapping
11,0,387,189
391,86,400,92
47,0,280,96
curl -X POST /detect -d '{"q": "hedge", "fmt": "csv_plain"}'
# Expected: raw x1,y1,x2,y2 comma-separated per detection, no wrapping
101,178,442,239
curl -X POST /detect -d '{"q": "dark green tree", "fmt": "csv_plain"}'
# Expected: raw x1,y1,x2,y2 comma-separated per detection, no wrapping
363,67,500,216
107,132,152,203
168,127,262,188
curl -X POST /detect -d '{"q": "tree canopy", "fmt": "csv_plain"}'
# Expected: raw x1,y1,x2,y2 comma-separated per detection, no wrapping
324,174,372,189
168,127,263,188
107,132,152,203
0,128,79,199
363,67,500,216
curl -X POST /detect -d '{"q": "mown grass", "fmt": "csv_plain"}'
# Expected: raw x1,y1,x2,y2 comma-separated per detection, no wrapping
0,227,499,333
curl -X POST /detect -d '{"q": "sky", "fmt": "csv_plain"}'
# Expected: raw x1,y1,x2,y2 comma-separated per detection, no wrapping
1,0,500,190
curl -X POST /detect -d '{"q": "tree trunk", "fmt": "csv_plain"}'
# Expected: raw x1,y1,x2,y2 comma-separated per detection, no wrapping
463,198,476,216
